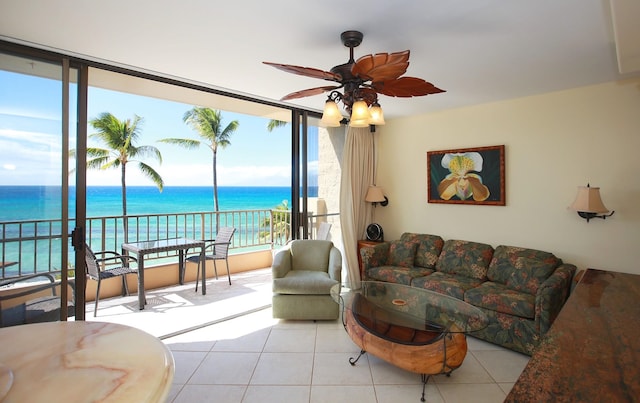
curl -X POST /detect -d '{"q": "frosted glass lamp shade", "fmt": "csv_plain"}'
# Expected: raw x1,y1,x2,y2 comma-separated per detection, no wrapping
368,103,385,126
320,100,342,127
349,100,371,127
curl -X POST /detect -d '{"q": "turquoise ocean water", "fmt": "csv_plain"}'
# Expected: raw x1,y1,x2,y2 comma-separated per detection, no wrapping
0,185,312,276
0,185,300,221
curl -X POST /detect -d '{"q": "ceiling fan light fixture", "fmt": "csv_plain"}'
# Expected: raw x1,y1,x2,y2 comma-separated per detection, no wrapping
320,99,342,127
350,99,371,123
349,117,371,128
368,102,385,126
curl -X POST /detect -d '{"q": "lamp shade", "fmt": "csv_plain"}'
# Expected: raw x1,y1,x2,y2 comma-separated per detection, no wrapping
365,186,386,203
368,103,385,126
320,100,342,127
350,100,371,119
569,185,610,213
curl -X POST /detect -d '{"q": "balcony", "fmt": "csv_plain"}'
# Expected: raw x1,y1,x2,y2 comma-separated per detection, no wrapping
0,208,340,325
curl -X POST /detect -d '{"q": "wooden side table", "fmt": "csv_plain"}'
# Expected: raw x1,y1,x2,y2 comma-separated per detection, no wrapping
357,240,382,280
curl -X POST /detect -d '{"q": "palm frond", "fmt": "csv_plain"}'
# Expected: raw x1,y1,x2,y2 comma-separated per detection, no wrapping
158,138,201,150
267,120,288,132
138,162,164,191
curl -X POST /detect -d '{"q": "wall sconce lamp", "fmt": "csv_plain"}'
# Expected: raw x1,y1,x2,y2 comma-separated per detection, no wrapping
569,184,615,222
365,185,388,207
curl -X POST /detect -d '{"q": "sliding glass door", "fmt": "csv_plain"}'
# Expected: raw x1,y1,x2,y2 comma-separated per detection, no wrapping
0,48,83,321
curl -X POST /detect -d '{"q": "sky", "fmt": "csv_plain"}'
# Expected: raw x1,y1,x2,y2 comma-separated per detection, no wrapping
0,68,316,187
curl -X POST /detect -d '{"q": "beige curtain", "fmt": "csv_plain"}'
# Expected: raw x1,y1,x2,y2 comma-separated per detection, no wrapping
339,126,374,289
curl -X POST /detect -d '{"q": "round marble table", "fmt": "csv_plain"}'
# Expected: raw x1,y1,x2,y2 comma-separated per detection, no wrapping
0,321,174,403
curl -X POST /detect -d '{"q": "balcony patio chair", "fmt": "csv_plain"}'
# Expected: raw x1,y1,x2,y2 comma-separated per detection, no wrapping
85,244,138,317
0,273,75,327
316,222,332,240
186,227,236,291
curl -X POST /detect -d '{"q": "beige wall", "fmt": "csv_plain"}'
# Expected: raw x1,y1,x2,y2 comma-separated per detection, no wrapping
373,78,640,275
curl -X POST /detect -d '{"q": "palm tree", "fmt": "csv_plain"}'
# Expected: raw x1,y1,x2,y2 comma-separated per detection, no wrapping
87,112,164,241
267,119,288,132
159,107,239,213
259,200,291,245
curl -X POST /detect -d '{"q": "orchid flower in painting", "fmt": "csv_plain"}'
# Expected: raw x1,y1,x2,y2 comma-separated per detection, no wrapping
437,152,490,201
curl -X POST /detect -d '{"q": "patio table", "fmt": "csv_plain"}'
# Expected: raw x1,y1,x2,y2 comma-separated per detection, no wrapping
122,238,205,310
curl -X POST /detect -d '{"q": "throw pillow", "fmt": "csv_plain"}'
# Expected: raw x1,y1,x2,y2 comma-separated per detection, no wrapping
386,240,418,268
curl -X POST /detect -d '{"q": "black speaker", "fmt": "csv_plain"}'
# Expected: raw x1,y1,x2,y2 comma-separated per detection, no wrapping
366,223,384,241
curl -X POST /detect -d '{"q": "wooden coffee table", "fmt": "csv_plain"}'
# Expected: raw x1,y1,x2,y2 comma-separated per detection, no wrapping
332,281,488,402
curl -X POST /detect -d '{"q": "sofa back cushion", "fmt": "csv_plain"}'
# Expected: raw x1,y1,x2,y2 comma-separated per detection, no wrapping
290,240,333,271
385,240,418,268
400,233,444,269
435,239,494,280
487,245,561,295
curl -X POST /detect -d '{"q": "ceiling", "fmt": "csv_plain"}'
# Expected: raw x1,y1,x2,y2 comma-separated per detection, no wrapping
1,0,638,120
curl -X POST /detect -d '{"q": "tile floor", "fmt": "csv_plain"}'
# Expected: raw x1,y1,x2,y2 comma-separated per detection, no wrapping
88,269,530,403
163,308,529,403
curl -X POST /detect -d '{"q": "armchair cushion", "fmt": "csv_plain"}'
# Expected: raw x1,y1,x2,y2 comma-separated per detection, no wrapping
273,271,337,295
290,240,333,271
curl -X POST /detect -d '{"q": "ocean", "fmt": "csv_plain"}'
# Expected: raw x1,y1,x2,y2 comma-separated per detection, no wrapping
0,185,308,221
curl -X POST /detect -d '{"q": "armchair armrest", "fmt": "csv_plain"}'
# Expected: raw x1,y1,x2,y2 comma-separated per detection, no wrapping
272,245,292,278
535,263,577,334
328,246,342,282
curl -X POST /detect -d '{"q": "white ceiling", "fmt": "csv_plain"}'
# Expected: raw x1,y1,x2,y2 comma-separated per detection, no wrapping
1,0,638,119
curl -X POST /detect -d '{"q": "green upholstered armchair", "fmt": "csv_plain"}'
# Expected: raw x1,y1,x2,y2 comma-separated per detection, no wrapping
272,240,342,320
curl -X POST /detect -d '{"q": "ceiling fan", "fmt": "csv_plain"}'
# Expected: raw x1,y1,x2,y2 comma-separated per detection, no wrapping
263,30,445,127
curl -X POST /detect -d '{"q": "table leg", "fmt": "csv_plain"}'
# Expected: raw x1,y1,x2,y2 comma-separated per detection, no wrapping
178,249,185,285
200,246,206,295
138,254,146,310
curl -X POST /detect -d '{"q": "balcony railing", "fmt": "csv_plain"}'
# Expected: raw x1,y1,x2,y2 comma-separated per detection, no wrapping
0,209,293,279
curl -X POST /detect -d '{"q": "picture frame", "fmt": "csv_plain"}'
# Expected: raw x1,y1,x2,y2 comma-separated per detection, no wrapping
427,145,505,205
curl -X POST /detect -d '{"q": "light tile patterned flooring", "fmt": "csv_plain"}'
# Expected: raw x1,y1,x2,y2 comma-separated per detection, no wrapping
88,269,530,403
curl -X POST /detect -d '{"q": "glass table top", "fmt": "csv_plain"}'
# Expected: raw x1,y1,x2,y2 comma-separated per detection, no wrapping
331,281,488,334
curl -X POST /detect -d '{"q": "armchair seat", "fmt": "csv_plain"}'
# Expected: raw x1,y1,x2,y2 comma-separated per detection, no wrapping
271,240,342,320
273,270,337,295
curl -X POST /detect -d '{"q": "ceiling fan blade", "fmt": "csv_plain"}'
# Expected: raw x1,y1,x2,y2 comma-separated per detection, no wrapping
280,85,342,101
372,77,446,97
352,51,410,82
263,61,340,81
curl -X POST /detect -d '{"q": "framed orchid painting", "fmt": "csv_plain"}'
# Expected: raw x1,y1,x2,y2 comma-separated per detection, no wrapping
427,145,505,205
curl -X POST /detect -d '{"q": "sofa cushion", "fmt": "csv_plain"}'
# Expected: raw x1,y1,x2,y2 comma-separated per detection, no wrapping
273,270,339,294
487,245,560,295
386,240,418,268
435,239,494,280
411,272,484,300
464,281,535,319
400,233,444,269
367,266,434,285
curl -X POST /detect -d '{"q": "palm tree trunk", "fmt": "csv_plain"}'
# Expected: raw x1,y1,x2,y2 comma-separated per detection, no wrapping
121,163,129,243
213,151,220,231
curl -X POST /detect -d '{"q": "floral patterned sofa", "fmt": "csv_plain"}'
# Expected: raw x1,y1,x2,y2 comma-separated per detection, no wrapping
360,232,576,355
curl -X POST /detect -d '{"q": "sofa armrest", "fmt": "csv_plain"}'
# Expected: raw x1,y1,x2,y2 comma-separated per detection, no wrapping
535,263,576,334
271,245,292,279
360,242,390,278
328,247,342,282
